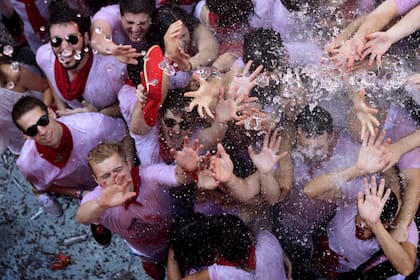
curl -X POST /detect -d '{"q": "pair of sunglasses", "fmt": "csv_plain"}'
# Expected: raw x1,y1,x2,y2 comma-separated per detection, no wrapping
24,114,49,136
50,34,80,48
163,118,192,130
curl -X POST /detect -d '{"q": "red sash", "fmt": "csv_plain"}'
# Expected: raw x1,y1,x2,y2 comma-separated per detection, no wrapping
36,122,73,169
159,132,175,164
54,50,93,101
18,0,48,38
124,166,143,209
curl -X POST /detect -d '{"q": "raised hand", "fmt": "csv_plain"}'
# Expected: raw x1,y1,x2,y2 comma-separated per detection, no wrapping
111,44,142,65
229,60,263,96
358,176,391,228
171,137,202,172
249,130,287,174
97,173,136,208
361,32,393,66
215,87,258,123
330,36,366,68
353,89,380,139
184,73,221,118
356,129,391,174
197,168,220,190
136,84,147,107
210,143,234,183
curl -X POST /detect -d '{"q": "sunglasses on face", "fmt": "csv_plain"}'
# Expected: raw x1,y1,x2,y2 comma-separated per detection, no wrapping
163,118,192,130
50,34,80,48
24,114,49,136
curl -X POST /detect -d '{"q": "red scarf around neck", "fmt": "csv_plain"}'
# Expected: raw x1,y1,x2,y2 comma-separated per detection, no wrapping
54,50,93,101
216,245,256,270
159,131,175,164
124,166,143,209
36,122,73,169
18,0,48,38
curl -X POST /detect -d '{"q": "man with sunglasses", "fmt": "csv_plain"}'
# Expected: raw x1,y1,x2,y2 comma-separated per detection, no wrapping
36,6,127,116
12,96,127,216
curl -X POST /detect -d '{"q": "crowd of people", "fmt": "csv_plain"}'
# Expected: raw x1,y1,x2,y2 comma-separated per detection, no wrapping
0,0,419,279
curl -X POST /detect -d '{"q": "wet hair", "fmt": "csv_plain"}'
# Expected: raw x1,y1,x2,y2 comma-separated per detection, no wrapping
119,0,155,17
243,28,287,72
206,0,253,28
12,96,48,131
48,3,91,35
169,214,219,274
169,214,254,274
148,5,198,49
160,88,197,120
296,105,333,136
212,215,254,268
87,141,127,174
380,189,399,225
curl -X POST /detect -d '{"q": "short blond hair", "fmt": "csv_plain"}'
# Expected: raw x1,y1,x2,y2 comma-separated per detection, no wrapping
87,141,127,174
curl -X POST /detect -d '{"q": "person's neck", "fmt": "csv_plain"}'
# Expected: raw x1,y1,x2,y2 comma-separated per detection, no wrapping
51,123,64,149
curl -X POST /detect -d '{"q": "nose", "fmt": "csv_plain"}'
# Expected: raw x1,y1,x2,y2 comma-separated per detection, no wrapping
37,125,48,136
131,24,141,33
171,124,181,134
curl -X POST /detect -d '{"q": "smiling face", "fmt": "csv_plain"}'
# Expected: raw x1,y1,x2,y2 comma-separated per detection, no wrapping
121,12,151,43
50,22,88,70
16,106,62,148
91,152,131,188
160,109,194,150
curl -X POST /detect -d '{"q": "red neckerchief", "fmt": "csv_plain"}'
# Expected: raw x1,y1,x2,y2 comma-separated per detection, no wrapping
216,245,256,270
36,122,73,169
124,166,143,210
18,0,48,38
54,50,94,101
159,131,175,164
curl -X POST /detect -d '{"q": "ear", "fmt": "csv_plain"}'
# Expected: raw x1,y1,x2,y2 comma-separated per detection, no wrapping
47,107,57,120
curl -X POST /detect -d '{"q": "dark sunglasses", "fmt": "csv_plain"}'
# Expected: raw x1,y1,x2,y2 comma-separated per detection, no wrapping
24,114,49,136
50,34,80,48
163,118,192,130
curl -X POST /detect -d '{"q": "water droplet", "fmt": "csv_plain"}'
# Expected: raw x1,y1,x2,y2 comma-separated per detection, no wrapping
6,81,15,89
95,27,102,34
105,34,112,41
92,49,98,54
140,50,147,56
10,62,20,72
3,45,13,57
40,26,46,32
105,48,112,54
148,79,158,86
84,47,89,53
74,51,82,60
76,13,81,18
255,74,269,87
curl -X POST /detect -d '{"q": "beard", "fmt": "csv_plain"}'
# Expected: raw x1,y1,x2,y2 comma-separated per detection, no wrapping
57,41,89,70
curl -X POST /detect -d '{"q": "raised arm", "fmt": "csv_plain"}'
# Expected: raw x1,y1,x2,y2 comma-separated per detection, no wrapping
361,4,420,66
210,143,260,202
358,176,416,276
304,130,390,200
90,19,141,65
249,130,287,204
189,24,218,69
76,174,136,224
